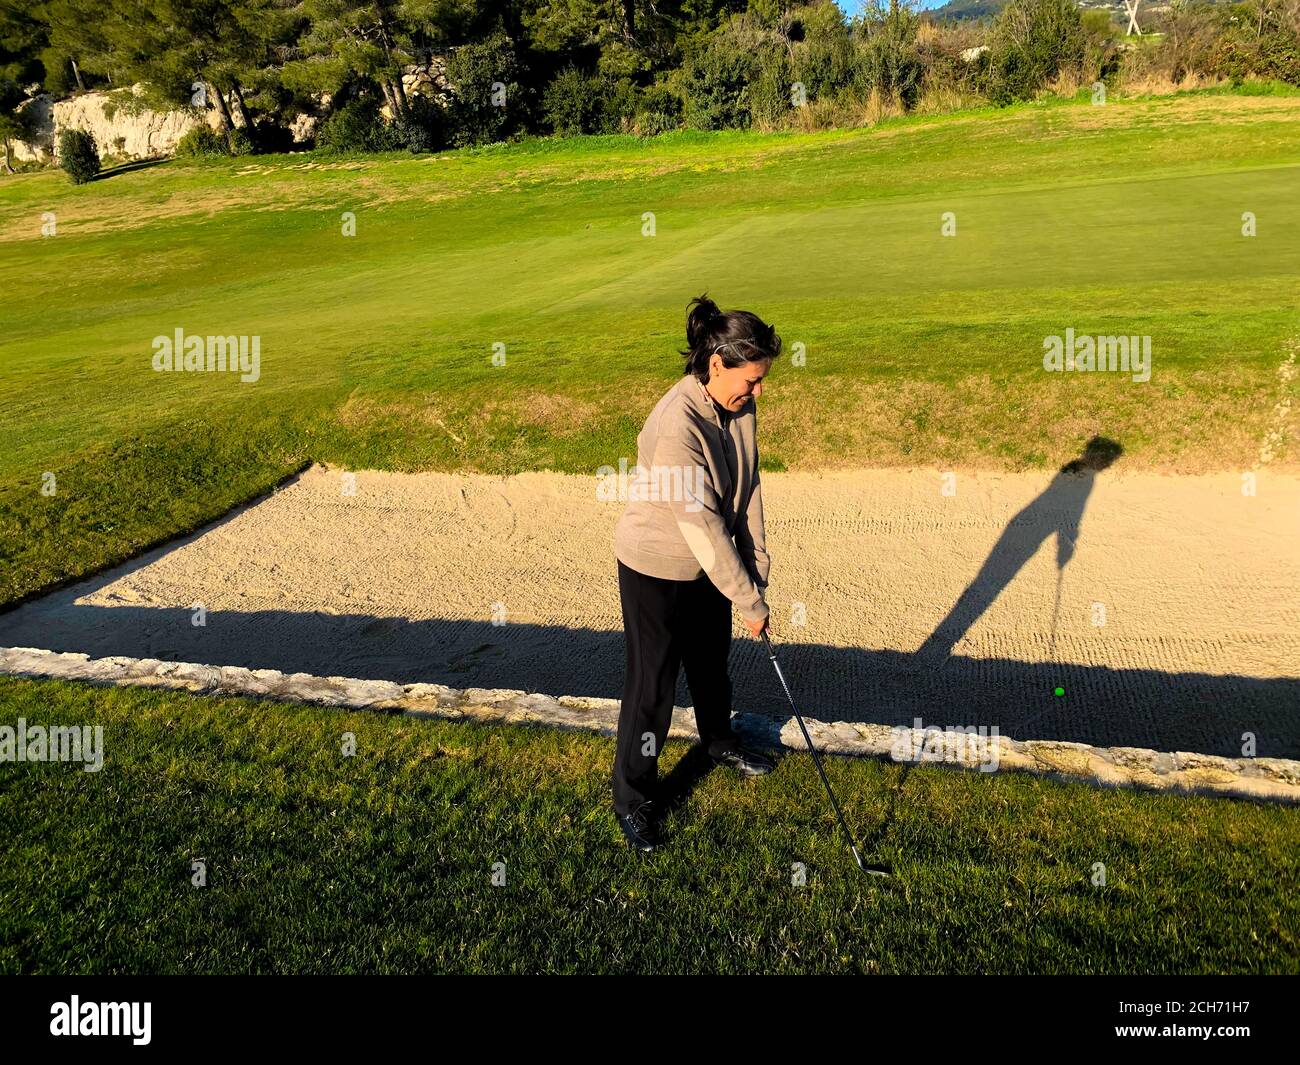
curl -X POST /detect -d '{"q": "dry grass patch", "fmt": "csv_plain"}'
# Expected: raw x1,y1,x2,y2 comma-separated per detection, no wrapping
759,365,1295,472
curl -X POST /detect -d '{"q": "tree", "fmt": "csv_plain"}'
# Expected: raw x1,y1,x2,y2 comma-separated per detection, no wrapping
0,1,49,93
0,111,30,171
41,0,272,141
986,0,1087,104
852,0,924,110
282,0,472,116
58,125,98,181
0,0,44,170
445,25,525,145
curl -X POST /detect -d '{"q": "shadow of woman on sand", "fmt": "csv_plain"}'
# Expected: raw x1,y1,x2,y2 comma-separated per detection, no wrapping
913,435,1124,669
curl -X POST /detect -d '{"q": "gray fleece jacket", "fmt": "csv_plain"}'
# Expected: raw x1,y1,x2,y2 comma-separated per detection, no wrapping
613,373,771,623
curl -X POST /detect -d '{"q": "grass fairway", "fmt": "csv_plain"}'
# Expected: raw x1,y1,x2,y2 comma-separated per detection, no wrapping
2,86,1299,975
2,87,1299,603
1,676,1296,975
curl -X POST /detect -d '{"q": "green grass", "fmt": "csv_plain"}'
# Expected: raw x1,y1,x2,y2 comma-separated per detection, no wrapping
0,676,1295,974
2,87,1299,603
2,89,1298,974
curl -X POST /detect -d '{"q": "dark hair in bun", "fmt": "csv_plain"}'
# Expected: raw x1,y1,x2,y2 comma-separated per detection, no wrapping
681,293,782,382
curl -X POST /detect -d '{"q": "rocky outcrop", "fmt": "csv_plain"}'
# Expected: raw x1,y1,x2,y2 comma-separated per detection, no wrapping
403,57,454,106
10,60,449,163
4,645,1298,804
380,59,456,119
13,86,216,163
289,111,319,144
10,94,54,162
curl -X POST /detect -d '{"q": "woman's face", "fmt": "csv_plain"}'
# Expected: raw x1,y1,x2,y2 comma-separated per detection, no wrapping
707,354,771,412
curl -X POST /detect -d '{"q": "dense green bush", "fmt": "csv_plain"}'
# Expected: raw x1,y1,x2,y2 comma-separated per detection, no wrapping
308,92,449,155
632,82,683,136
390,94,449,152
792,1,857,102
1212,1,1300,85
57,128,99,183
683,39,756,130
598,78,643,134
226,126,256,156
541,67,650,137
543,66,603,136
445,29,526,147
317,95,396,153
749,46,794,127
174,125,231,157
852,1,926,109
985,0,1088,105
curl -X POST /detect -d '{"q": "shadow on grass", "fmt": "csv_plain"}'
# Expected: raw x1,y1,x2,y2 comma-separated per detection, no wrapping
94,157,171,180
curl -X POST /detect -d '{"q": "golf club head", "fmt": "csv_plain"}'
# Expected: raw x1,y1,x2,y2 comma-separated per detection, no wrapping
852,847,893,877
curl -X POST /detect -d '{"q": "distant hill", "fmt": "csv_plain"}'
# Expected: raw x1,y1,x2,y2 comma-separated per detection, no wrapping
927,0,1005,20
927,0,1188,21
930,0,1222,21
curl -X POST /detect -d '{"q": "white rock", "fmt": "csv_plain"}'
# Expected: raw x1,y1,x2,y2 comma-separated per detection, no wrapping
13,85,218,164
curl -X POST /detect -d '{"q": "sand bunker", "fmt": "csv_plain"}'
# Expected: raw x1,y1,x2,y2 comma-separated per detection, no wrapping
2,463,1296,758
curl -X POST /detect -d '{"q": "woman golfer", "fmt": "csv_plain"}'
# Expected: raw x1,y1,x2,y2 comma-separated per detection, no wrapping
611,294,781,852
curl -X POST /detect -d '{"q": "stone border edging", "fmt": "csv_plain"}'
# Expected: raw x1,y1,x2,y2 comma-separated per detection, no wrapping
3,646,1299,804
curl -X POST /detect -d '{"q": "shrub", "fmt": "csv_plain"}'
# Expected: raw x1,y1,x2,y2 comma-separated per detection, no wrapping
1211,0,1300,86
226,126,256,156
543,66,602,136
985,0,1088,105
445,29,526,147
852,1,926,110
632,83,683,136
597,77,642,134
683,38,756,130
58,128,99,183
682,9,856,131
174,125,230,157
389,94,449,152
317,95,395,153
791,1,857,102
913,17,988,102
1079,9,1114,37
1075,10,1121,90
632,108,679,136
750,46,795,128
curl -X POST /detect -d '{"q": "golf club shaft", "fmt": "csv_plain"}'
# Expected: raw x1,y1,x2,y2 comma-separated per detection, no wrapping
761,631,866,872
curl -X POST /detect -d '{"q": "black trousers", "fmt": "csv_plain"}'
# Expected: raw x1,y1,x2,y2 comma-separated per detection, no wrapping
613,558,741,815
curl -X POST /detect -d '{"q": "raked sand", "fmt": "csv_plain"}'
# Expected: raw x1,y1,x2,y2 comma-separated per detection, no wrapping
1,464,1296,759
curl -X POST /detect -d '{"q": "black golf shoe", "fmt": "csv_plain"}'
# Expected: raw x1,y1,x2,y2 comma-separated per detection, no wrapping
711,745,775,777
616,800,662,852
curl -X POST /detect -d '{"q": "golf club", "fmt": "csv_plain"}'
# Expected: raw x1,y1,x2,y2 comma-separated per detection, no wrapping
760,630,892,877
